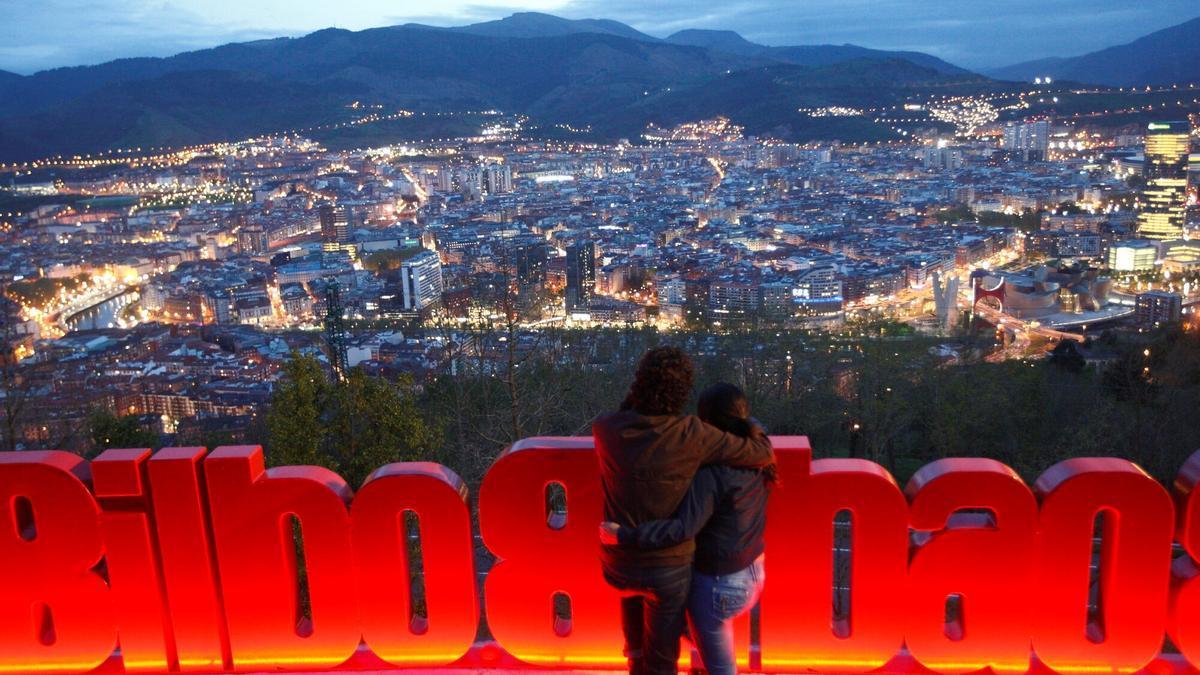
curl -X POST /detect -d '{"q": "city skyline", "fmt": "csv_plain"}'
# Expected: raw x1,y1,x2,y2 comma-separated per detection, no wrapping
1,0,1198,74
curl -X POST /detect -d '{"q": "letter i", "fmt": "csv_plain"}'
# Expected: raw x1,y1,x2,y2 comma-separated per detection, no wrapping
93,448,173,672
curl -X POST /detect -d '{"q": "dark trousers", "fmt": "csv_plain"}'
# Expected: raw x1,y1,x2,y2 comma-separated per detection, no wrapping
604,563,692,675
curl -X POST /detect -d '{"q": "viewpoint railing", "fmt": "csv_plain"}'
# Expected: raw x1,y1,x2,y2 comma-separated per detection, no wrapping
2,437,1200,674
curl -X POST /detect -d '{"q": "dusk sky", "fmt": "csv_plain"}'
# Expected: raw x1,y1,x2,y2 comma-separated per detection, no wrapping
1,0,1197,74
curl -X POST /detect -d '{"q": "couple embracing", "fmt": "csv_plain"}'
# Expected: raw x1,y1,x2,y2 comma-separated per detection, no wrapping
594,346,777,675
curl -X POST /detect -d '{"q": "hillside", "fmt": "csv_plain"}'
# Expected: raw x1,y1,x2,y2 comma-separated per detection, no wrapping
665,29,969,75
991,16,1200,85
607,59,1001,140
0,27,757,160
444,12,657,42
0,15,994,161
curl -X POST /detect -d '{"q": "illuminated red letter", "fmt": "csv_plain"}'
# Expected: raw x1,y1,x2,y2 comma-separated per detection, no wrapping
761,456,908,673
92,448,172,672
1033,458,1173,673
905,458,1038,673
1168,449,1200,665
203,446,360,670
478,438,624,668
727,438,812,672
352,462,479,666
0,451,115,674
147,447,227,671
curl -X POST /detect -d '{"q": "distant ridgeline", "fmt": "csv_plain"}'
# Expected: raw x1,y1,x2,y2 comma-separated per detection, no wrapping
0,14,1011,163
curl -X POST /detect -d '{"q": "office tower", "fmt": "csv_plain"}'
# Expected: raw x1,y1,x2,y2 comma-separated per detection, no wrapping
1003,120,1050,161
319,203,349,251
565,241,596,311
400,249,444,311
1136,121,1190,240
513,244,548,287
484,164,513,195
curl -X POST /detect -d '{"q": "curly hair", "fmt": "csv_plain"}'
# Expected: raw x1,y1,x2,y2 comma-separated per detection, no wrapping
622,346,694,416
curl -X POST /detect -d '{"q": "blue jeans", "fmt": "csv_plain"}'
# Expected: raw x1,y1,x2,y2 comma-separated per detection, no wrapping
687,556,765,675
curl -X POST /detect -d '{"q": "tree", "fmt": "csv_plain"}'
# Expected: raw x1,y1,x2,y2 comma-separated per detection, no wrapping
1048,341,1086,373
0,314,29,452
266,353,330,470
327,368,439,487
88,409,159,456
265,352,439,488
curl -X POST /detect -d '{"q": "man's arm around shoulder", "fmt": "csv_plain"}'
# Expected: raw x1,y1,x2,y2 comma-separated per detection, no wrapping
692,417,774,468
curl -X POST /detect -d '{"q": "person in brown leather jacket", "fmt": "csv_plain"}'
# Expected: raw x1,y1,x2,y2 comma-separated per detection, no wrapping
594,346,774,675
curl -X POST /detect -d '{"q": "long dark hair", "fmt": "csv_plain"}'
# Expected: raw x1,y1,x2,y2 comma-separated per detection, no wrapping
697,382,753,436
697,382,779,486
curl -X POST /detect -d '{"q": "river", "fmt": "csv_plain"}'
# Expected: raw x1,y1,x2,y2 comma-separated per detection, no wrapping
66,291,138,331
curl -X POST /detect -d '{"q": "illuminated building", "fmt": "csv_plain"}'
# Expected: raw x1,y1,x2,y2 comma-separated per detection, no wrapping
513,243,548,288
1135,291,1182,328
319,202,356,259
319,203,348,248
971,266,1111,318
707,279,758,325
921,146,963,171
1162,239,1200,276
792,265,844,317
759,281,794,320
1003,120,1050,161
1107,240,1158,274
399,249,444,311
564,241,596,312
236,224,268,255
1136,121,1190,240
1025,230,1106,259
484,164,513,195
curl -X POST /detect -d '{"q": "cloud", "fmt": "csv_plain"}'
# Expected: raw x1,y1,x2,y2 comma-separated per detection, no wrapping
552,0,1198,68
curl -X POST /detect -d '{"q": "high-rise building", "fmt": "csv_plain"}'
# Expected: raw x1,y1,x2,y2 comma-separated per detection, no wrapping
1136,121,1191,240
707,279,758,325
922,146,963,171
1135,290,1182,327
237,224,268,255
319,203,351,249
484,164,513,195
565,242,596,311
1003,120,1050,161
513,244,548,288
456,168,484,198
400,249,444,311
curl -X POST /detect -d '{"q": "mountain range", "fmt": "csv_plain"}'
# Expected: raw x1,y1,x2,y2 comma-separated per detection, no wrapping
0,14,997,162
0,12,1195,162
989,16,1200,86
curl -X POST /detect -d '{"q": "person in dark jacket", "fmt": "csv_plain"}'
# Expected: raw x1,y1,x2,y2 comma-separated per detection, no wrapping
595,350,774,675
601,383,774,675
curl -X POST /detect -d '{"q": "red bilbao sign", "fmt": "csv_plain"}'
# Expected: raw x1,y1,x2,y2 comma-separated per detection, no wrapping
1,438,1199,674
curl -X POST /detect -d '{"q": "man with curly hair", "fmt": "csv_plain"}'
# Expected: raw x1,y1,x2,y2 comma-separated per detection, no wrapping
594,346,774,675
